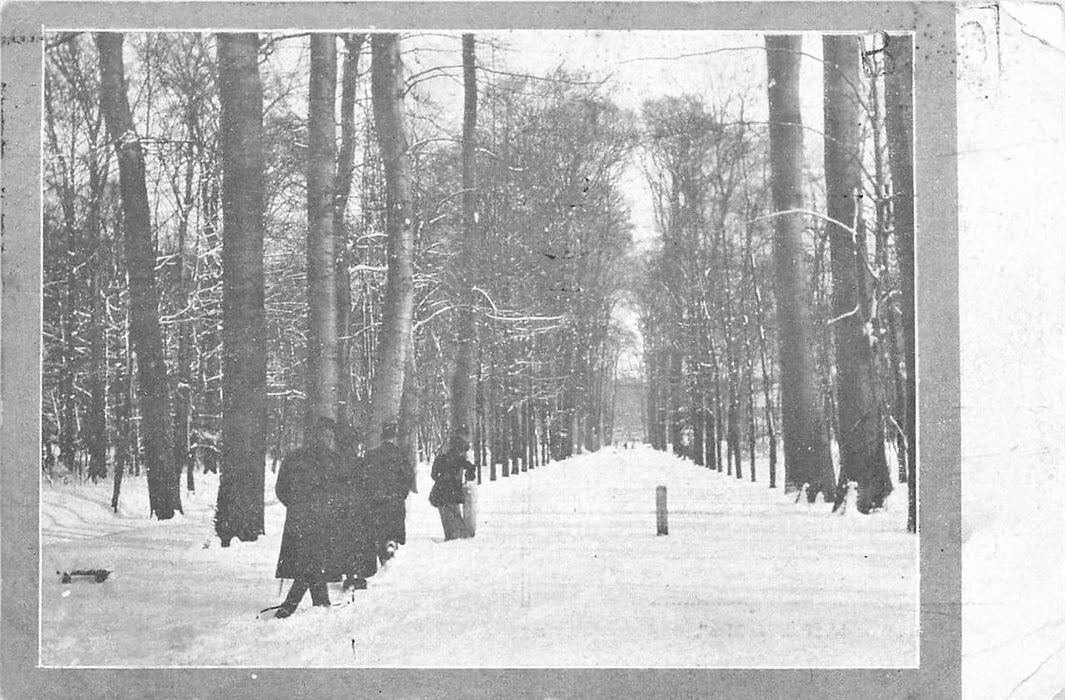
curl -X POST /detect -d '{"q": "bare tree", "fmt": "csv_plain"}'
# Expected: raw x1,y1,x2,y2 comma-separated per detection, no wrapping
306,34,340,425
449,33,478,438
823,35,893,512
335,33,366,427
366,33,415,448
216,32,267,544
884,34,916,532
96,32,182,519
764,35,835,501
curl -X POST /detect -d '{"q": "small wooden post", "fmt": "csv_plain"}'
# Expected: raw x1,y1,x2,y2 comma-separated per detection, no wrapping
656,485,668,536
462,483,477,537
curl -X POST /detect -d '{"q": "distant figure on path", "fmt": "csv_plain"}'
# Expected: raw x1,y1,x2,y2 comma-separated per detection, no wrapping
191,428,220,474
429,433,475,540
271,416,345,618
334,424,377,590
363,420,411,563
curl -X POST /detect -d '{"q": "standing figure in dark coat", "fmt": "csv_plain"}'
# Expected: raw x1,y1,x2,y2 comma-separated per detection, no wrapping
363,420,411,563
429,434,474,540
334,424,377,590
192,428,220,474
272,416,344,618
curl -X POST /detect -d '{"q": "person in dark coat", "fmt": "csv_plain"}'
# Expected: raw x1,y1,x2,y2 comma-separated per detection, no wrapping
192,428,220,474
333,424,377,590
429,433,475,540
363,420,411,563
272,416,344,618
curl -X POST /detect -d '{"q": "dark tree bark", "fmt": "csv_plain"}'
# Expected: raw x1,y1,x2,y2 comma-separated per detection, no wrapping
198,193,223,426
173,383,191,490
449,33,479,438
398,349,419,492
668,350,683,456
44,76,81,478
764,35,835,502
170,108,197,494
823,35,893,513
475,345,486,479
86,129,110,484
867,53,906,489
215,32,267,544
96,32,182,519
113,299,134,499
706,331,724,471
307,34,340,427
744,319,757,482
747,250,779,487
691,370,705,465
335,34,366,427
367,33,415,449
719,224,743,479
884,34,916,532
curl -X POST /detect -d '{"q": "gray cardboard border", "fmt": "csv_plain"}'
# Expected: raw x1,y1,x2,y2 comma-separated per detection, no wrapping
1,3,959,698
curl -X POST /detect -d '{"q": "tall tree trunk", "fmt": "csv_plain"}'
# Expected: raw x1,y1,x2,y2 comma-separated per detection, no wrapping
449,33,478,438
490,355,502,477
87,166,109,483
398,348,419,492
96,32,182,519
172,132,196,493
367,33,415,449
199,187,223,426
764,35,835,502
747,250,779,486
668,350,683,455
216,32,267,544
646,348,659,449
691,370,705,465
335,34,365,427
868,52,906,488
720,227,743,478
884,34,916,532
60,196,78,478
110,306,127,512
745,320,757,482
527,382,537,467
307,34,340,427
708,332,724,471
475,344,485,479
823,36,893,513
43,69,79,478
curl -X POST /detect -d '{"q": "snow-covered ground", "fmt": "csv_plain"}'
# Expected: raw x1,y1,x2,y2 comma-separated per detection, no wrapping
40,445,917,668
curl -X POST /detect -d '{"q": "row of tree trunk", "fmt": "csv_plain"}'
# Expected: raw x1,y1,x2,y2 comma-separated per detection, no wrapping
52,32,913,535
765,34,914,520
84,33,421,539
639,35,914,527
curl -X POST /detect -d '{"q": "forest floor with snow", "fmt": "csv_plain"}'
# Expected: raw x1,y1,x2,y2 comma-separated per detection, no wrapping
40,445,918,669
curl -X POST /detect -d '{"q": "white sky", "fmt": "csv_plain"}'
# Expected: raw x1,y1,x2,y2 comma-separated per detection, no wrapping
401,30,829,246
263,30,836,376
435,31,831,374
263,30,830,247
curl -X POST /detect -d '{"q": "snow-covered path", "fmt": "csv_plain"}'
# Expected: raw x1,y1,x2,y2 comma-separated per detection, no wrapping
41,445,916,668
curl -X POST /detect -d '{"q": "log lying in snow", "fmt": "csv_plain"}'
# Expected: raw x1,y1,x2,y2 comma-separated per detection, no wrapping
58,569,111,584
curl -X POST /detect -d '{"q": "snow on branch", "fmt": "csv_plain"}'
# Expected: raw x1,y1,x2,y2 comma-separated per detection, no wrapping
826,304,861,326
471,286,567,324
